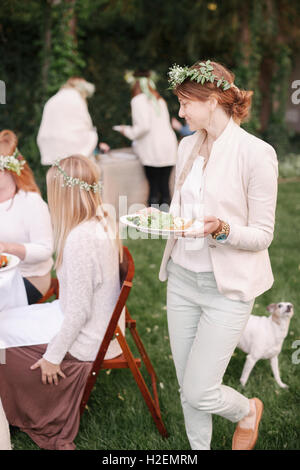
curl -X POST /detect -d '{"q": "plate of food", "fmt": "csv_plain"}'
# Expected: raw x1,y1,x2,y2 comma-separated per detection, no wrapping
0,253,20,273
120,208,202,235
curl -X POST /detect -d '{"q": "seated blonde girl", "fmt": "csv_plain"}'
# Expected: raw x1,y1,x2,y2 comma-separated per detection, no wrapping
0,155,123,450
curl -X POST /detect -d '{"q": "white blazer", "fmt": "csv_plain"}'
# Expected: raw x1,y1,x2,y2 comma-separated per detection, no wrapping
122,94,178,167
159,117,279,302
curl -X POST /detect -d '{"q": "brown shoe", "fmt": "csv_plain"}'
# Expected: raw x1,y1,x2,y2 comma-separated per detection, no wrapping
232,398,264,450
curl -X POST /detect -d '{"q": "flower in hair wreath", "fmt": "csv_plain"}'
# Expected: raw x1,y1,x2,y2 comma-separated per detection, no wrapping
53,159,102,194
0,148,26,176
124,70,159,86
168,60,232,91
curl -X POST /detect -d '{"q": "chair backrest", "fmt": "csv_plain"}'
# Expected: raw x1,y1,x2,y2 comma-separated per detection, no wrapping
86,245,134,374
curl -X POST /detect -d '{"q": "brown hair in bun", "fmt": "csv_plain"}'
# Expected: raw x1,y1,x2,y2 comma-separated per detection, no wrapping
174,61,253,124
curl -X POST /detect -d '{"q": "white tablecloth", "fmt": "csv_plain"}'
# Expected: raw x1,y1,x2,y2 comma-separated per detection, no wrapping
97,147,175,218
0,267,28,311
0,266,25,450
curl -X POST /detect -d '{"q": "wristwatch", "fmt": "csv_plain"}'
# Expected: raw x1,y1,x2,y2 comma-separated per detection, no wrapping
211,219,230,242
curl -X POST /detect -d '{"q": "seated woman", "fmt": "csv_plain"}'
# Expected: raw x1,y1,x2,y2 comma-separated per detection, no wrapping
0,155,123,450
0,129,53,304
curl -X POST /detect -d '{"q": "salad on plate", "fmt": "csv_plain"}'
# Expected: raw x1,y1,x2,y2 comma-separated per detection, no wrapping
0,254,9,269
122,207,195,233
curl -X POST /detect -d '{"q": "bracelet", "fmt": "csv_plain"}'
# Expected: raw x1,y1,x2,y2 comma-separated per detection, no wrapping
211,219,230,240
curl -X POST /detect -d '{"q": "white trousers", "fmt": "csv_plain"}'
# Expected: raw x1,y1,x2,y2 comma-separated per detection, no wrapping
166,258,255,450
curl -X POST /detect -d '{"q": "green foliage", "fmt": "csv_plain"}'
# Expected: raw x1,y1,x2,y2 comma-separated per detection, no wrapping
46,1,86,97
0,0,300,190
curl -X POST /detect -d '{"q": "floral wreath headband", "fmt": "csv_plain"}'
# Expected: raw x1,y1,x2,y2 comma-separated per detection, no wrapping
124,70,161,114
0,148,26,176
168,60,232,91
52,159,102,194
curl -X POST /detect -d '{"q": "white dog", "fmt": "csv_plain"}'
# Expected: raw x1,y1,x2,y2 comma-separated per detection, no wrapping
237,302,294,388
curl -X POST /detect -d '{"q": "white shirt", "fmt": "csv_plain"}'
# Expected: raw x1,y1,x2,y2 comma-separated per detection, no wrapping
122,94,178,167
171,155,213,272
0,190,53,277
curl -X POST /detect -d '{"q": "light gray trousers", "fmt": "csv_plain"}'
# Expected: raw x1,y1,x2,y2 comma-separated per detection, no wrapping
166,258,255,450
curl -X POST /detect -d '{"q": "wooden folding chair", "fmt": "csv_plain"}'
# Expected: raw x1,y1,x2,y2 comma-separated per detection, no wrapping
80,246,168,438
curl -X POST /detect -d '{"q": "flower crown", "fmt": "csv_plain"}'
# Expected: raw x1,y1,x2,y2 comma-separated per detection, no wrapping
53,159,102,193
168,60,232,91
0,148,26,176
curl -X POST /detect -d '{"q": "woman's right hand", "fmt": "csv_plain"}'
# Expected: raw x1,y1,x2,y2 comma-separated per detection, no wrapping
30,357,66,385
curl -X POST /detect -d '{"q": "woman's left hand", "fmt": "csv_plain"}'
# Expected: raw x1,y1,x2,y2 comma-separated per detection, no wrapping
30,357,66,385
183,216,220,238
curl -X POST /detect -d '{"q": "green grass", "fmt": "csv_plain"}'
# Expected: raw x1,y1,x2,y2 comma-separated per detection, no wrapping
11,181,300,450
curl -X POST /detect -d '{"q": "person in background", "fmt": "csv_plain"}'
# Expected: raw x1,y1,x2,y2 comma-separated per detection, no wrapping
0,155,123,450
37,77,110,165
0,129,53,304
113,70,178,206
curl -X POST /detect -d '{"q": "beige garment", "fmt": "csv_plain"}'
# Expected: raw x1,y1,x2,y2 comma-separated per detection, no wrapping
159,117,278,302
0,399,11,450
0,345,90,450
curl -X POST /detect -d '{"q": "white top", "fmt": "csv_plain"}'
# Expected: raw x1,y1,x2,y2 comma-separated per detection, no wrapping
122,94,178,167
43,219,121,363
0,400,11,450
37,88,98,165
0,190,53,277
0,267,28,311
171,156,213,272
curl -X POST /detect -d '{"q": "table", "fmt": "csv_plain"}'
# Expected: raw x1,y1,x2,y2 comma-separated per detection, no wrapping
0,265,28,311
96,147,175,218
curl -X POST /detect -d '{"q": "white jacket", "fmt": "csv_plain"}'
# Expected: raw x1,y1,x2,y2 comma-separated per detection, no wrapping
159,117,278,302
122,94,178,167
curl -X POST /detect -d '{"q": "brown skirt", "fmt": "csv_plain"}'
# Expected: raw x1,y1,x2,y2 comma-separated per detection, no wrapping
0,344,92,450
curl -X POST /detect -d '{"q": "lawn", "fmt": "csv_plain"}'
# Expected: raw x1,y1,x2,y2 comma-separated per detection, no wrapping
11,181,300,451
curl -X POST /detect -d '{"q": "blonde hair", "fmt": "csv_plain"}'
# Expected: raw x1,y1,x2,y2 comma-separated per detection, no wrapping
47,155,122,269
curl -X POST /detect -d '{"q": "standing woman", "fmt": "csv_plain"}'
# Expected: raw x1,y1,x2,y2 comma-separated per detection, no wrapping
114,71,178,206
159,60,278,450
0,130,53,303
